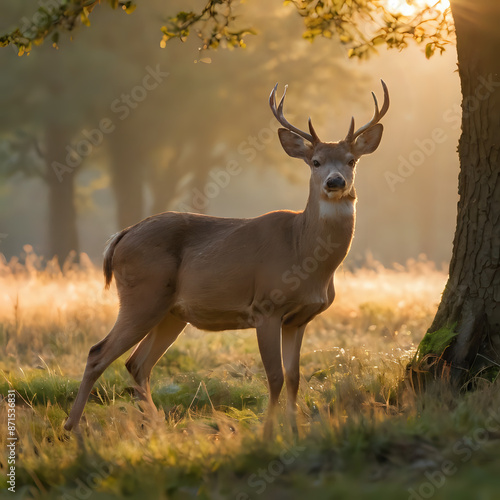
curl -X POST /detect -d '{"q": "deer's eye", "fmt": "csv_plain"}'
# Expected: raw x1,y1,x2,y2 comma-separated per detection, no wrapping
312,160,321,167
348,159,356,168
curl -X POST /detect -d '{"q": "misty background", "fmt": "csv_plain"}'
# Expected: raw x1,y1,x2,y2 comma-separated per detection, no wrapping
0,0,460,268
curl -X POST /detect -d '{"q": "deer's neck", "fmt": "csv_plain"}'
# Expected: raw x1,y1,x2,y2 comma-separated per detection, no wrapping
295,190,356,270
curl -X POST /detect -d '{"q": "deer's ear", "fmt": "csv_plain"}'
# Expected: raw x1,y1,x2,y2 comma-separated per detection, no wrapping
278,128,312,160
352,124,383,156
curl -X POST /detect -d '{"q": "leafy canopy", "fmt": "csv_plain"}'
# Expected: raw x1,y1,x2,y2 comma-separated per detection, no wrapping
0,0,454,58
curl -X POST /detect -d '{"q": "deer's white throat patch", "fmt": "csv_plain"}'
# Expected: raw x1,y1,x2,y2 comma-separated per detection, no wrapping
319,198,355,220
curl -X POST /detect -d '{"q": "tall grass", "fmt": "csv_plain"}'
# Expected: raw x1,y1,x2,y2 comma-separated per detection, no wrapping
2,250,500,499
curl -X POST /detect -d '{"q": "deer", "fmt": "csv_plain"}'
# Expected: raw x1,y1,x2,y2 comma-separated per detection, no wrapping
64,81,389,437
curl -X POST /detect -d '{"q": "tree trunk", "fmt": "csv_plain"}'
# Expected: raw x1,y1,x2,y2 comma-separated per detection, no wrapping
108,134,144,229
147,148,184,215
45,124,79,262
426,0,500,374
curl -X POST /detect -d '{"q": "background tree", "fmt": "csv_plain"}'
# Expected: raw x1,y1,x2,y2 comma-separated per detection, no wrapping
0,0,354,256
0,4,112,260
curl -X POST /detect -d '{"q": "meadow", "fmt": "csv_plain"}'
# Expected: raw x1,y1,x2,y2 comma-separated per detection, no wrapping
1,247,500,500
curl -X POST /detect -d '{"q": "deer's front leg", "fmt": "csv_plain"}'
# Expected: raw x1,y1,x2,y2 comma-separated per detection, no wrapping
282,324,306,436
256,317,284,439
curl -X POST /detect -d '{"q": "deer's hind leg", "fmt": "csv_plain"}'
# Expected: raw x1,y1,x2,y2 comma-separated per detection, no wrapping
125,313,186,414
64,276,175,432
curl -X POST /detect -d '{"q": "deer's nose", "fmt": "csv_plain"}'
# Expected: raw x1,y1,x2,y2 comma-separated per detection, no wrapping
326,177,346,190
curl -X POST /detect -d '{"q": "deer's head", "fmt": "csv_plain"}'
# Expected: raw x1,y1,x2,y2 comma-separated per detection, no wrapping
270,81,389,202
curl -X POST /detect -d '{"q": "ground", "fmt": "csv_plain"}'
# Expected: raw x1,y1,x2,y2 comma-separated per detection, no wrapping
1,248,500,500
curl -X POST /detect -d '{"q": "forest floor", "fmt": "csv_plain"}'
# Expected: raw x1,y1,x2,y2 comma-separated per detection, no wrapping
1,249,500,500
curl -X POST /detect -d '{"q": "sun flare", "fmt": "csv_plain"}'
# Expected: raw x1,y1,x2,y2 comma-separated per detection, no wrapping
386,0,450,16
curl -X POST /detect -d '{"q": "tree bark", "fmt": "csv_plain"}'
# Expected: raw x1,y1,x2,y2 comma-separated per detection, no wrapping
45,124,79,262
427,0,500,373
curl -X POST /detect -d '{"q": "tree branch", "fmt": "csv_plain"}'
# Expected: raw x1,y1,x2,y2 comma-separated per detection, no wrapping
0,0,454,58
0,0,135,56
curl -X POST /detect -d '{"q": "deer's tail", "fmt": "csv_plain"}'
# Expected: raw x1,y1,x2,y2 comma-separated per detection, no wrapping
103,229,129,289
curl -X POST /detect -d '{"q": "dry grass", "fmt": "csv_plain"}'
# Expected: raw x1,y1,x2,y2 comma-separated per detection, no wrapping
2,250,500,499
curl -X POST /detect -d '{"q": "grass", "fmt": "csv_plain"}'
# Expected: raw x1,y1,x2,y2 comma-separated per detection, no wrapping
1,248,500,499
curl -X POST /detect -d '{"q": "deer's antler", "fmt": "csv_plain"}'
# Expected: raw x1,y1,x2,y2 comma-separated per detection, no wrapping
345,80,389,143
269,84,320,144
